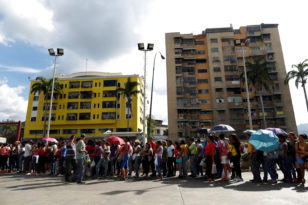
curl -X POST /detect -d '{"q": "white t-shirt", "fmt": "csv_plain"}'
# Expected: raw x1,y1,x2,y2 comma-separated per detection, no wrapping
135,145,141,157
24,144,32,157
167,145,175,158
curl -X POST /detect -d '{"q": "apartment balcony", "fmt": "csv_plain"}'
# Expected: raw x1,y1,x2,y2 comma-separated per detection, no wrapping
228,102,243,108
225,80,240,86
247,31,262,37
249,50,266,57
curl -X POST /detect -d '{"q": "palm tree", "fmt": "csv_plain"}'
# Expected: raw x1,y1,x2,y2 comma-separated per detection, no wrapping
116,77,140,132
31,77,63,137
242,57,273,128
285,59,308,112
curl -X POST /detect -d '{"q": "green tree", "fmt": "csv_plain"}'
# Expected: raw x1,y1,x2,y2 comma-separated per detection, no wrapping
285,59,308,112
31,77,63,137
242,57,273,128
147,116,155,137
116,77,140,131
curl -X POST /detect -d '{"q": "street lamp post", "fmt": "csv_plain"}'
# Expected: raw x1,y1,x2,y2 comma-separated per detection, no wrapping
138,43,154,145
241,40,253,130
148,51,165,138
46,48,63,138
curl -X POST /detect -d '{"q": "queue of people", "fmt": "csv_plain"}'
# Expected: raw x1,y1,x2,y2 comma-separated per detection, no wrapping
1,132,308,185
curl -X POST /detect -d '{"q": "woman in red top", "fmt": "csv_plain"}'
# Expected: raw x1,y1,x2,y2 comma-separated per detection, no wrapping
204,135,215,181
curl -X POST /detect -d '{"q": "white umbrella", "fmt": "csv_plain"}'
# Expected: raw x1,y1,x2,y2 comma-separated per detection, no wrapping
210,124,235,133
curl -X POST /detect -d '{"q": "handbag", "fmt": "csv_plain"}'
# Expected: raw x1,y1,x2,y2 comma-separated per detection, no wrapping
211,162,217,174
85,154,91,163
200,158,206,167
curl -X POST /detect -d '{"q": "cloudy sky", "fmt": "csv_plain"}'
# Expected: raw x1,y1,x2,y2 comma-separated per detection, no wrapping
0,0,308,127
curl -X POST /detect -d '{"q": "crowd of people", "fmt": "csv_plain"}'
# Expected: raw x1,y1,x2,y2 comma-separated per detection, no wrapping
1,132,308,185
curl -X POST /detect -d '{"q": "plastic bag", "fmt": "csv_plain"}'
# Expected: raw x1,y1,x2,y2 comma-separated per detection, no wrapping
212,163,217,174
90,160,96,168
200,158,206,167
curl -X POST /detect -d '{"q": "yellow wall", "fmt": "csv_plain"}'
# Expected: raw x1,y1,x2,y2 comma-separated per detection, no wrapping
24,75,143,139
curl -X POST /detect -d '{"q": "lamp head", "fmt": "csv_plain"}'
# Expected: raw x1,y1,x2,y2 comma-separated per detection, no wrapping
147,43,154,51
48,48,55,56
160,53,165,60
138,43,145,51
57,48,64,56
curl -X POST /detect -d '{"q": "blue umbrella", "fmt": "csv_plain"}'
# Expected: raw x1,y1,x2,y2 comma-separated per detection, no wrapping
210,124,235,133
265,128,287,136
248,129,279,152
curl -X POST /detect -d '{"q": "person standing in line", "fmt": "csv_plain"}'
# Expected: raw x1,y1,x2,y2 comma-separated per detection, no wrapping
277,134,292,182
18,143,25,173
295,134,308,183
142,143,153,178
121,138,131,180
218,134,230,181
109,142,118,177
24,140,33,175
180,140,189,178
196,139,203,177
175,144,183,178
204,136,216,181
188,138,197,178
149,138,156,177
101,141,110,179
167,140,175,177
287,132,297,182
248,133,262,183
229,134,243,182
155,141,163,180
9,143,18,172
65,135,76,182
75,134,87,184
133,140,142,178
162,141,168,177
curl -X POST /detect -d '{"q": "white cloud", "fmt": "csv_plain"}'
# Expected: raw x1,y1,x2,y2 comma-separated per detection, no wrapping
0,80,27,121
0,64,41,73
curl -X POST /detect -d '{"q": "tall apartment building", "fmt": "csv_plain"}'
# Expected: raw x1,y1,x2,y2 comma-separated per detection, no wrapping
24,72,144,139
166,24,296,141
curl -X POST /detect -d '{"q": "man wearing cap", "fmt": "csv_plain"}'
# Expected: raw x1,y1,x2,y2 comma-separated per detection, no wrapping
75,134,87,184
134,140,141,177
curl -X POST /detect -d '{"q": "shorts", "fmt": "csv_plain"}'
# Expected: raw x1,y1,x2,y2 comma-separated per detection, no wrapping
220,156,230,164
120,154,130,169
297,156,304,164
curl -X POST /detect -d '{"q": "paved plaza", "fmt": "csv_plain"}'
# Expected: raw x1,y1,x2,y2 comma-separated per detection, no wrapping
0,172,308,205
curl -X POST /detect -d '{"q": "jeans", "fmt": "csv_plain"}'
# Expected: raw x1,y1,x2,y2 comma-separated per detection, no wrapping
65,158,76,181
278,156,292,180
135,156,141,176
75,158,85,182
96,158,109,178
128,156,133,175
156,156,162,177
263,156,278,181
24,156,32,173
287,155,296,180
182,155,188,177
231,155,242,178
196,156,203,176
18,155,24,172
50,158,56,174
109,156,116,176
189,155,196,176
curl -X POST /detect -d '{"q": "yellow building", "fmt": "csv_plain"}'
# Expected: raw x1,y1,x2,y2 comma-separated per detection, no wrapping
24,72,144,139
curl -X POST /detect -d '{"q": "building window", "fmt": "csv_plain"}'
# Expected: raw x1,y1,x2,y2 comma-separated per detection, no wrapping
198,89,209,94
195,41,204,45
41,114,56,121
214,67,221,72
214,77,222,82
58,116,60,120
32,106,38,111
196,59,206,64
59,105,61,109
93,114,96,119
176,66,182,74
33,96,39,101
50,130,60,135
199,100,210,104
69,81,80,88
80,91,92,99
29,130,43,135
104,80,117,87
63,129,77,134
176,87,183,95
99,82,101,87
64,84,67,88
263,33,271,40
81,129,95,134
80,102,91,109
197,79,208,84
30,117,36,122
210,38,218,43
68,92,79,99
196,50,205,54
224,65,238,72
225,75,240,81
212,57,220,63
211,48,219,52
94,104,96,108
216,88,223,92
99,128,113,133
103,91,117,97
95,82,97,87
102,112,116,120
67,102,78,109
67,113,78,120
200,110,212,115
79,113,91,120
198,69,207,73
81,81,92,88
102,101,116,108
216,98,224,103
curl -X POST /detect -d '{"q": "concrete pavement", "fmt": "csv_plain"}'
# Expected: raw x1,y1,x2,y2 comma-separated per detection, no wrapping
0,172,308,205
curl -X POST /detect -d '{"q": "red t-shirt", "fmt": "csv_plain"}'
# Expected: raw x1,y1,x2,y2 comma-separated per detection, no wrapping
204,142,215,157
